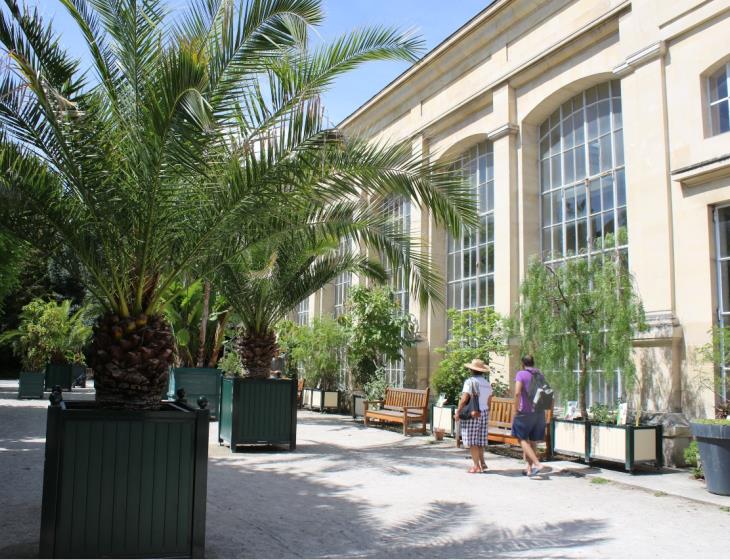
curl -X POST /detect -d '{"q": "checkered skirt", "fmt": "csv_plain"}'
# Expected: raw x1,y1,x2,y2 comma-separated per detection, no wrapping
460,412,488,447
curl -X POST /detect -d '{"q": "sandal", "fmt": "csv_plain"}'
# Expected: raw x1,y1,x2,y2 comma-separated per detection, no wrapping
467,466,481,473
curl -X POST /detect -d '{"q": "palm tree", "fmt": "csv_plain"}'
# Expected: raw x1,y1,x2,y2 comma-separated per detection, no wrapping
0,0,476,408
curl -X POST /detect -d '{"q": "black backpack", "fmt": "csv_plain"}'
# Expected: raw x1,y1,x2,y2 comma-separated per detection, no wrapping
526,368,554,412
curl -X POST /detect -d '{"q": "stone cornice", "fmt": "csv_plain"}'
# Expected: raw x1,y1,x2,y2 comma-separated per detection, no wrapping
487,123,519,141
612,40,667,77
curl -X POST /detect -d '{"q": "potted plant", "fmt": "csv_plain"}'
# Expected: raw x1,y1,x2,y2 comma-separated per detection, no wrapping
512,244,660,471
430,308,507,438
289,318,348,413
0,299,91,397
165,280,232,420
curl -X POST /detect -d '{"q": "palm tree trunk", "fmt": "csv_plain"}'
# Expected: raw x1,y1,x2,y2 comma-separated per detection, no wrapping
196,281,211,367
85,313,175,409
235,330,278,378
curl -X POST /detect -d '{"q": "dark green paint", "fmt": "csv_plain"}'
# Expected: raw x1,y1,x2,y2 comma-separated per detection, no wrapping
218,377,297,451
45,364,74,391
18,371,45,399
169,368,222,420
40,401,209,558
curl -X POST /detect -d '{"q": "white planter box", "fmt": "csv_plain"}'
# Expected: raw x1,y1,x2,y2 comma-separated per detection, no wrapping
431,404,457,437
302,387,312,408
352,394,365,418
552,419,663,471
307,388,339,412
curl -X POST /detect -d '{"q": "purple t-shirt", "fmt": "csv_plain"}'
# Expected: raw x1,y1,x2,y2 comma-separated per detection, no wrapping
515,368,539,413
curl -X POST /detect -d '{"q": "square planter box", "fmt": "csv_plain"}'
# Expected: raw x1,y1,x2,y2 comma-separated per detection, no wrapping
18,371,45,399
551,418,663,471
219,377,297,450
306,388,339,412
40,398,209,558
352,393,365,419
169,368,223,420
301,387,313,409
431,404,457,437
45,364,74,391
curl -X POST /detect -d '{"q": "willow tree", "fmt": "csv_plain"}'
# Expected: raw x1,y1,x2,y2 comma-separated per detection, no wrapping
0,0,474,408
512,251,647,419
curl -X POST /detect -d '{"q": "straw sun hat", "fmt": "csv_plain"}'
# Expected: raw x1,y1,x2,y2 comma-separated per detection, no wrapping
463,358,490,373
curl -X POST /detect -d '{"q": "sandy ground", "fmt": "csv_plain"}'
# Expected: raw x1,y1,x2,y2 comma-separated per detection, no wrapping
1,381,729,558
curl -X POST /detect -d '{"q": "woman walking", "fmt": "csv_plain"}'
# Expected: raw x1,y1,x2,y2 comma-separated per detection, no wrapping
455,359,493,473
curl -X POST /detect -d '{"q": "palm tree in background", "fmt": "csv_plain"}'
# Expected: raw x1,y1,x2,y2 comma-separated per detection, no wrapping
0,0,477,409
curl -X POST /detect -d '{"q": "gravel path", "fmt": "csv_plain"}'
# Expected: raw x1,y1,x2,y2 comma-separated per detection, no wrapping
1,382,729,558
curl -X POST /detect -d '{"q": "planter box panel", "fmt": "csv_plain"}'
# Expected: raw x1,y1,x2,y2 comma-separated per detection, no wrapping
18,371,45,399
41,402,208,558
634,428,658,462
431,405,456,437
590,425,627,463
323,391,338,409
219,377,234,444
310,390,322,410
553,420,587,457
170,368,222,420
352,395,365,418
45,364,73,391
302,388,312,408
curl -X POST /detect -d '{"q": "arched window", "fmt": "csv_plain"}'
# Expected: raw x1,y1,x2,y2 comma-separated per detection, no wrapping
539,80,627,265
709,63,730,135
447,141,495,312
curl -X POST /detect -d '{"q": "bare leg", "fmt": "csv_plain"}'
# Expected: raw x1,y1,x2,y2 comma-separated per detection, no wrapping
519,439,543,472
468,447,481,471
479,446,487,471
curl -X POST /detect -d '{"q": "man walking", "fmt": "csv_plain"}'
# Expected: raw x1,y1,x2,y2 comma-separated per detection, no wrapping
512,355,546,477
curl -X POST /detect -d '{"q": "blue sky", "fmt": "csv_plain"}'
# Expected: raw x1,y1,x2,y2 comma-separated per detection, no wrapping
30,0,491,124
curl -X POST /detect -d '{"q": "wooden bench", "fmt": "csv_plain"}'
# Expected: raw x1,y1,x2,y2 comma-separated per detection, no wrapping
364,387,429,435
456,397,553,458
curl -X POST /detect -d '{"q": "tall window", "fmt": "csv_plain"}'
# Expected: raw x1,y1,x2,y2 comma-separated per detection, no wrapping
334,240,352,319
296,299,309,326
714,206,730,402
539,80,627,265
447,141,495,313
382,196,410,387
709,63,730,136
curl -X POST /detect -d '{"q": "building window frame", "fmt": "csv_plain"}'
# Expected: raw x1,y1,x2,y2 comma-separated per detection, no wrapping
709,62,730,136
446,140,496,317
714,204,730,402
538,79,628,266
296,299,309,326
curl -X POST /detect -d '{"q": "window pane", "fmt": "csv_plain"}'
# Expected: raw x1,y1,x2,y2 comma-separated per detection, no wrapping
604,212,615,237
552,190,562,223
575,146,586,180
478,156,487,185
614,131,624,167
597,82,610,100
602,175,614,211
612,98,622,129
487,244,494,273
565,186,576,220
576,186,587,218
598,100,611,135
600,134,612,172
541,158,551,191
574,112,585,145
564,149,575,184
588,139,600,175
587,104,598,139
589,179,601,214
550,126,560,155
542,228,551,255
591,214,603,241
542,194,552,226
577,219,588,251
487,277,494,306
564,114,574,149
718,207,730,258
566,221,576,255
479,276,486,307
711,101,730,134
617,207,627,230
616,168,626,206
551,154,562,190
711,69,728,102
552,226,563,257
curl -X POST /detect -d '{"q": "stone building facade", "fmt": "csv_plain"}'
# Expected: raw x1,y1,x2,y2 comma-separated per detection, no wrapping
297,0,730,419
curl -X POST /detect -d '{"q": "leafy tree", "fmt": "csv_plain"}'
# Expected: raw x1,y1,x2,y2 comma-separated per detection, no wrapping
511,253,646,420
287,317,346,390
430,308,508,405
0,233,25,314
0,0,475,408
694,325,730,418
164,280,231,368
0,298,91,371
341,285,416,387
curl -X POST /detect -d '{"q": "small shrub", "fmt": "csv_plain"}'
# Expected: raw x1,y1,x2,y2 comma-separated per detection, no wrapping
218,349,243,377
363,367,388,402
589,403,617,425
684,440,703,479
491,379,510,398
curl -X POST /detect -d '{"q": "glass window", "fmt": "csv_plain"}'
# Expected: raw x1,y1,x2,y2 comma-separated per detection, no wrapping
714,206,730,402
709,64,730,135
296,299,309,326
447,141,496,314
539,80,628,265
334,239,352,318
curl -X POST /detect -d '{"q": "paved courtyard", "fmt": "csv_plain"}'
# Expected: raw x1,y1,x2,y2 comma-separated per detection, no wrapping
1,380,729,558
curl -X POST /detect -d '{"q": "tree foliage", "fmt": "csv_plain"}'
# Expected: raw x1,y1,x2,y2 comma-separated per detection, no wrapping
285,317,346,391
0,298,91,371
340,285,415,387
511,254,646,418
430,308,508,405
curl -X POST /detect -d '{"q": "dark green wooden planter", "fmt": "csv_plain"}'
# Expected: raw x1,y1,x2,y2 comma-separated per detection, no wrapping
45,364,74,391
551,418,663,471
219,377,297,451
18,371,45,399
40,396,210,558
169,368,222,420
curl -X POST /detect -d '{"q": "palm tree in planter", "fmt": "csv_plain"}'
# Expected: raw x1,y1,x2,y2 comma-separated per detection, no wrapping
1,0,466,555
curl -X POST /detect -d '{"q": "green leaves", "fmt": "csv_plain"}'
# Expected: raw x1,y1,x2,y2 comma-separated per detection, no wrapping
431,307,508,405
